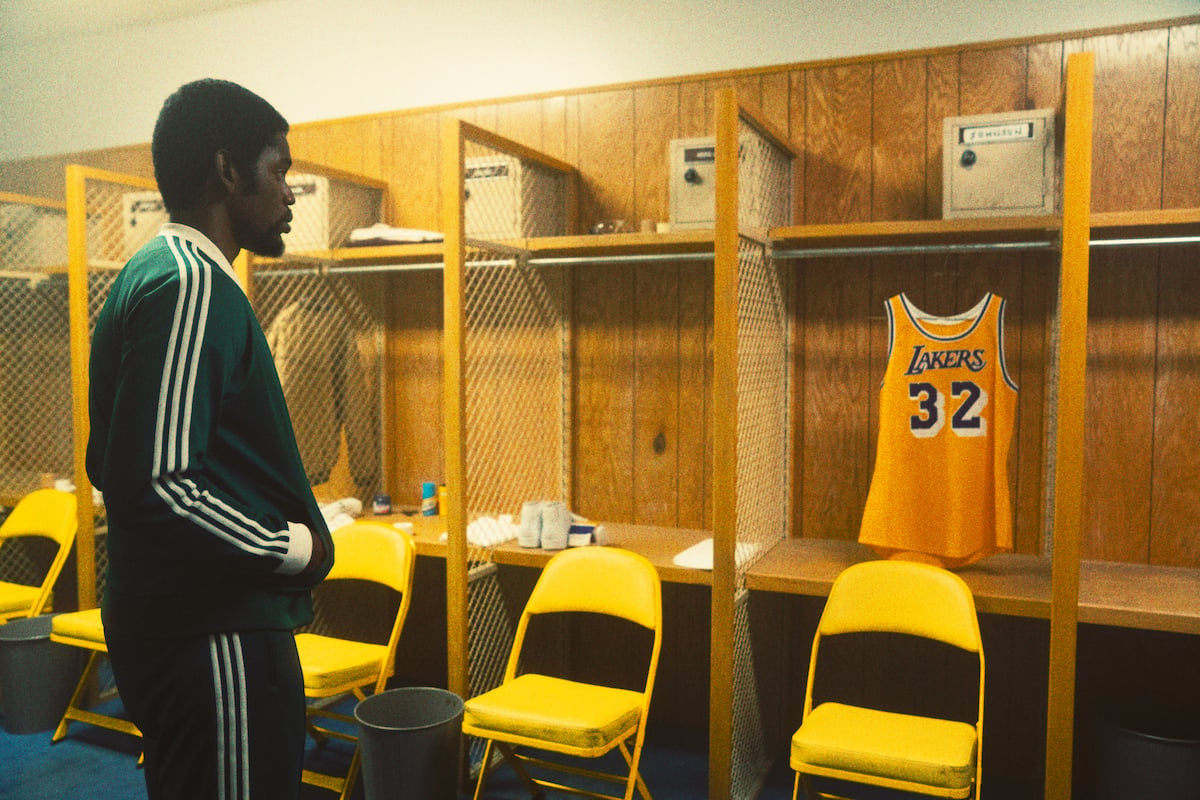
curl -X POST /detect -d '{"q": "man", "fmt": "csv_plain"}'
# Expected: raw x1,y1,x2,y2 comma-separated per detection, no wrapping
87,79,334,800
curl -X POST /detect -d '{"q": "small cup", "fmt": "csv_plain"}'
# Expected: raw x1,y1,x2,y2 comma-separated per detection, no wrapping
518,501,542,548
539,501,571,550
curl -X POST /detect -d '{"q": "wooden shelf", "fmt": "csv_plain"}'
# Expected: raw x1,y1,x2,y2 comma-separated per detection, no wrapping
490,523,714,586
769,215,1061,250
370,515,714,586
1079,559,1200,635
253,241,445,269
1090,207,1200,241
745,537,1200,635
373,512,448,558
525,230,714,259
745,538,1052,619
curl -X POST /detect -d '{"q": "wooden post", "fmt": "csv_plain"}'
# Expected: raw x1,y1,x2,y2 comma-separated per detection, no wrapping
441,117,469,699
1045,49,1094,800
709,87,740,800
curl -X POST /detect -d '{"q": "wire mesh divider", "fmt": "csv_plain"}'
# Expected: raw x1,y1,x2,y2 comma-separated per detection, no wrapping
448,126,574,772
0,192,74,614
726,106,795,800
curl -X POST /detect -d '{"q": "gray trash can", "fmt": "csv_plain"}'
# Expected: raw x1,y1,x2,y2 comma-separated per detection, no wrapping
0,614,86,734
354,686,464,800
1093,710,1200,800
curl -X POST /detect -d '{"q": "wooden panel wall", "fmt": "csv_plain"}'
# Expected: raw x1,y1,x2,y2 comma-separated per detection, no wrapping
3,18,1198,565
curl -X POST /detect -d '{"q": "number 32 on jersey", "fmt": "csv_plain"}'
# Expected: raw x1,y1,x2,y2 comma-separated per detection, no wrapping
907,380,988,438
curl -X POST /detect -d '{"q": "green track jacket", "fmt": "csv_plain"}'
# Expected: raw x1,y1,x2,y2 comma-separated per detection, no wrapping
88,223,334,636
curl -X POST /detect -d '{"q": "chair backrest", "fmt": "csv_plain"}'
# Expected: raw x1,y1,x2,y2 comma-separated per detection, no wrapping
0,488,78,619
1,488,77,548
818,559,982,653
326,520,416,594
323,520,417,692
523,546,661,630
509,547,663,691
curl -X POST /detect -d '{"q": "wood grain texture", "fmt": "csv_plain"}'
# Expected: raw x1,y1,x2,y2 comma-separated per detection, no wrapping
632,84,679,227
677,260,712,531
386,112,441,229
805,65,873,224
576,90,636,232
633,262,682,526
1082,248,1158,562
1163,23,1200,209
799,258,873,540
495,98,544,153
925,54,958,219
787,70,807,226
572,263,636,521
872,57,927,221
1026,40,1064,110
1150,246,1200,567
1075,28,1168,212
958,45,1027,115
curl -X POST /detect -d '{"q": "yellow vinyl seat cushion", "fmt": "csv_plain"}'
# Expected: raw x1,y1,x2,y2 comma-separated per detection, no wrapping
465,674,643,753
50,607,105,643
294,632,387,695
0,583,40,615
791,702,977,792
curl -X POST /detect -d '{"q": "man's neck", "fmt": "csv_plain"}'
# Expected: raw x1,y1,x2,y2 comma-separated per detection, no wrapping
169,206,239,263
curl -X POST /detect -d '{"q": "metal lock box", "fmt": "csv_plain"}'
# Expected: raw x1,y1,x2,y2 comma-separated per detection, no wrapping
123,191,169,258
943,108,1057,219
464,155,565,241
0,203,67,270
282,173,380,252
669,138,717,230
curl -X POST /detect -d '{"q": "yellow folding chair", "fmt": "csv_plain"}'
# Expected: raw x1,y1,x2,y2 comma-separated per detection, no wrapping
298,520,416,800
463,546,663,800
50,607,143,752
790,559,985,799
0,488,77,622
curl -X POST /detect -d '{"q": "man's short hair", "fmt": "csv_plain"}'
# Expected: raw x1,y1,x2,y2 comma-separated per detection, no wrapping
152,79,289,213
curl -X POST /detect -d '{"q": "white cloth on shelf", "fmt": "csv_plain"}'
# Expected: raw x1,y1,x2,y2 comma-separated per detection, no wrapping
671,537,761,571
348,223,443,245
320,497,363,532
437,514,517,547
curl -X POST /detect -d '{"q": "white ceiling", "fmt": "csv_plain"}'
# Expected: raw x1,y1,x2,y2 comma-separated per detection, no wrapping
0,0,265,47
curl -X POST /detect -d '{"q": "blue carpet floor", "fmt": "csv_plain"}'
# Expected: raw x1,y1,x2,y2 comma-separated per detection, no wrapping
0,698,799,800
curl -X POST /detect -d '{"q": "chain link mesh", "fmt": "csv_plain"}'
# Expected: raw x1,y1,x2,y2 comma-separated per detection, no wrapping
251,269,385,502
0,198,71,519
457,133,572,770
730,114,793,800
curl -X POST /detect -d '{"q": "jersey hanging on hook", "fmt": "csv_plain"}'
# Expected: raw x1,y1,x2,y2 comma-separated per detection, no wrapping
859,292,1017,568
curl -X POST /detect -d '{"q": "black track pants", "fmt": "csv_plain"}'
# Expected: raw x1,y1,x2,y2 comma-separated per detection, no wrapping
106,629,306,800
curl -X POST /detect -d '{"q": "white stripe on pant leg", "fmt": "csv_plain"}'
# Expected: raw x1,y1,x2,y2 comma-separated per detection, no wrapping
231,633,250,800
210,636,228,800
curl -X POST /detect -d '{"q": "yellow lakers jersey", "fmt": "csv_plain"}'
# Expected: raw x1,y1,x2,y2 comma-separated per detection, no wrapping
859,293,1017,568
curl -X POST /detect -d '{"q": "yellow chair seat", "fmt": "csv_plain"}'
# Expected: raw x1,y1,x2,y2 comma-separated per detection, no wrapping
465,673,643,754
0,582,40,614
50,607,105,644
294,632,387,695
791,702,977,793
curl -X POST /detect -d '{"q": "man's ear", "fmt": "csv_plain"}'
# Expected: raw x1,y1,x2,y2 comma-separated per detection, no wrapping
214,149,239,195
